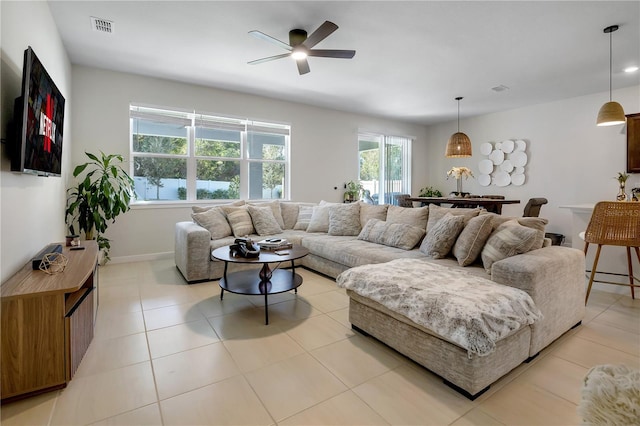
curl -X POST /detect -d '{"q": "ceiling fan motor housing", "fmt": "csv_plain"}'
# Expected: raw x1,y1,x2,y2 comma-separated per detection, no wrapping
289,29,307,46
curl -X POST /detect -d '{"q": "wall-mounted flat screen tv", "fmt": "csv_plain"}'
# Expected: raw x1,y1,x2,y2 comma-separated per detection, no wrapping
10,46,65,177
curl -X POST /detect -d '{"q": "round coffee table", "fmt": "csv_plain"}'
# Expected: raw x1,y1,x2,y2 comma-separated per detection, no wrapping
211,245,309,324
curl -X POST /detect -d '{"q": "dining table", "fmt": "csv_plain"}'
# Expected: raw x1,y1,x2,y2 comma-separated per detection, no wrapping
406,196,521,214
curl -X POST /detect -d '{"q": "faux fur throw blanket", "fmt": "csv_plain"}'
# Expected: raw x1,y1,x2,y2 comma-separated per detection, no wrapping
336,259,542,357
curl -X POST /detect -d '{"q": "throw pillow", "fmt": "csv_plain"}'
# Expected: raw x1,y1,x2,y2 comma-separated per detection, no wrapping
359,203,389,227
280,202,315,229
420,213,465,258
306,201,340,233
191,207,232,239
328,203,361,236
358,218,426,250
248,200,285,229
452,213,494,266
481,220,540,273
220,205,255,237
192,199,244,213
489,216,548,250
294,205,314,230
247,205,282,236
426,204,482,233
386,205,429,229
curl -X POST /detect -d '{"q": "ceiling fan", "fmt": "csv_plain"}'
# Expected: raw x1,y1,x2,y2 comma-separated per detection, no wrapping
248,21,356,75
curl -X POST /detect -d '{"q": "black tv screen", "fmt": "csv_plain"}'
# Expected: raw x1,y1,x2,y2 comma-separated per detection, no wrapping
11,46,65,176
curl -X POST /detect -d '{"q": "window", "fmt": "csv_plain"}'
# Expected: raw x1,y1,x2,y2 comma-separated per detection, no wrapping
358,132,412,205
130,106,289,203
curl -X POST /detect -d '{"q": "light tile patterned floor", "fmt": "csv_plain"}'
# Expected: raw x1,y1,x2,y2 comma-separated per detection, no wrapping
1,258,639,425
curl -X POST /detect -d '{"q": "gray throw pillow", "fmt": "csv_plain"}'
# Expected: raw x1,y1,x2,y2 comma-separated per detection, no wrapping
220,205,255,237
191,207,232,239
419,213,465,258
328,203,361,236
358,218,426,250
306,201,340,233
490,216,549,250
452,213,494,266
294,205,314,230
481,220,541,273
247,205,282,236
248,200,285,229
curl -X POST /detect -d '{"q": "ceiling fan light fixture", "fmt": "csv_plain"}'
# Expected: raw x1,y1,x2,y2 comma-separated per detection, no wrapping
445,97,472,158
597,24,625,127
291,47,308,60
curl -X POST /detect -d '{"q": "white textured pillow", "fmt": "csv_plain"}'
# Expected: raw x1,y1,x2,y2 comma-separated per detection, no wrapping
191,207,232,239
419,213,465,258
247,205,282,236
306,201,340,233
248,200,285,229
481,220,541,273
294,205,314,230
220,205,255,237
328,203,361,236
358,219,425,250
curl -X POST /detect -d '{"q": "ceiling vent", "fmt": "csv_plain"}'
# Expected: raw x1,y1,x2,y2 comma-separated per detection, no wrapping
491,84,510,93
90,17,114,34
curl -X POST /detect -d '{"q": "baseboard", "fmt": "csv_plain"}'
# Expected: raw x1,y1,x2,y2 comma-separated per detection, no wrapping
108,251,174,264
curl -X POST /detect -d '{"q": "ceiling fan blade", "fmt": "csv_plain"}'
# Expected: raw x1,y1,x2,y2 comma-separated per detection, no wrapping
302,21,338,48
308,49,356,59
248,30,292,51
296,59,310,75
248,53,291,65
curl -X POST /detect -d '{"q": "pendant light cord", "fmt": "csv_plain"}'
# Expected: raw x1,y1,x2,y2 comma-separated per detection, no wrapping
609,29,613,102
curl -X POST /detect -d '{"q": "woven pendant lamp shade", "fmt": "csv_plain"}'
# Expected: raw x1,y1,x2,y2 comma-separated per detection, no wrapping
445,97,472,158
445,132,472,157
597,101,626,126
596,25,625,126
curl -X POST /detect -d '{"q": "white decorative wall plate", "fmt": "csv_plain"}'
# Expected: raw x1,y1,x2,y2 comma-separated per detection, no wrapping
477,139,528,187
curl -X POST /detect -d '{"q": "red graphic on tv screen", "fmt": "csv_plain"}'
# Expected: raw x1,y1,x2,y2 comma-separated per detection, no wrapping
40,93,56,153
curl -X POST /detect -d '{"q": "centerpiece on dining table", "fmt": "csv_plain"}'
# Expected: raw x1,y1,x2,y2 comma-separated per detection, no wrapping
447,166,474,197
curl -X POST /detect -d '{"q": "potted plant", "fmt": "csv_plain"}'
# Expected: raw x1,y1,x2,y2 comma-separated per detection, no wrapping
344,180,363,202
65,152,135,262
418,186,443,197
615,171,630,201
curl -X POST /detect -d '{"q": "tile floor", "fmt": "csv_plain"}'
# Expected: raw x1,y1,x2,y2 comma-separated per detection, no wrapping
1,258,639,425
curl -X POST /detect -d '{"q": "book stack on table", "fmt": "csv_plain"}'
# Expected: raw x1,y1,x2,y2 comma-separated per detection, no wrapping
257,238,293,251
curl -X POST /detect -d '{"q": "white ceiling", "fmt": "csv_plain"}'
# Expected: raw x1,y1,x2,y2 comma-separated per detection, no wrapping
48,1,640,125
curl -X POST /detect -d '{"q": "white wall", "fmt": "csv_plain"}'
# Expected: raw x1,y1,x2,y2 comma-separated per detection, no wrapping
0,1,73,282
71,66,427,260
422,85,640,244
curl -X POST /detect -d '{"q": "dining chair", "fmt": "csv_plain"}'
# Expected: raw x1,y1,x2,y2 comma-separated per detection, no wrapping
523,197,548,217
583,201,640,304
481,195,506,214
394,194,413,207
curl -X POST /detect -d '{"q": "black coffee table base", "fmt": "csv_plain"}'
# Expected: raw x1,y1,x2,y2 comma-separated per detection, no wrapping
219,268,303,324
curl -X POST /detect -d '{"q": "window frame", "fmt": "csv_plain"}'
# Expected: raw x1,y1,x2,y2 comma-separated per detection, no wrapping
129,105,290,205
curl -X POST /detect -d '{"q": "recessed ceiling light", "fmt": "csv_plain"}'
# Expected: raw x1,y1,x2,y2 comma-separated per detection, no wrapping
624,66,639,73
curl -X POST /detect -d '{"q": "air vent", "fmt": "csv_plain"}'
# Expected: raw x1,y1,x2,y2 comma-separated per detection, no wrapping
491,85,510,93
90,17,114,34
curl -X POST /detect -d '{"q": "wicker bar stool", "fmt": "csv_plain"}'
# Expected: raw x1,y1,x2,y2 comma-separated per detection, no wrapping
583,201,640,304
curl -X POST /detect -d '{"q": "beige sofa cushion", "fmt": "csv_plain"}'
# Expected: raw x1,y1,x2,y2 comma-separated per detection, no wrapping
294,205,314,230
386,205,429,229
192,199,244,213
427,204,482,233
191,207,232,239
307,201,341,233
452,214,494,266
358,218,426,250
329,203,361,236
420,213,465,258
359,203,389,227
248,200,285,229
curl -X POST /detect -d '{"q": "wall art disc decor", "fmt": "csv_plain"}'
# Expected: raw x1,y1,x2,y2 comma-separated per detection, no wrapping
477,139,528,187
478,174,491,186
480,142,493,156
479,159,494,175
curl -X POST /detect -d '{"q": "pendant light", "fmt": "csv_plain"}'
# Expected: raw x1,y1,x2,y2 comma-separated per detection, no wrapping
445,97,472,157
596,25,625,126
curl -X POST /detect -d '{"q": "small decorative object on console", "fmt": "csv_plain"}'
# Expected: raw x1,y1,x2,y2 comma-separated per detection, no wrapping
39,253,69,275
615,171,629,201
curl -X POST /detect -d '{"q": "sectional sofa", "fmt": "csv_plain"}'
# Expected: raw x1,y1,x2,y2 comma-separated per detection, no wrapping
174,200,585,398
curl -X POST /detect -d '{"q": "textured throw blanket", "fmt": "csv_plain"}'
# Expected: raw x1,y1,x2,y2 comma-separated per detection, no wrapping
336,259,542,357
